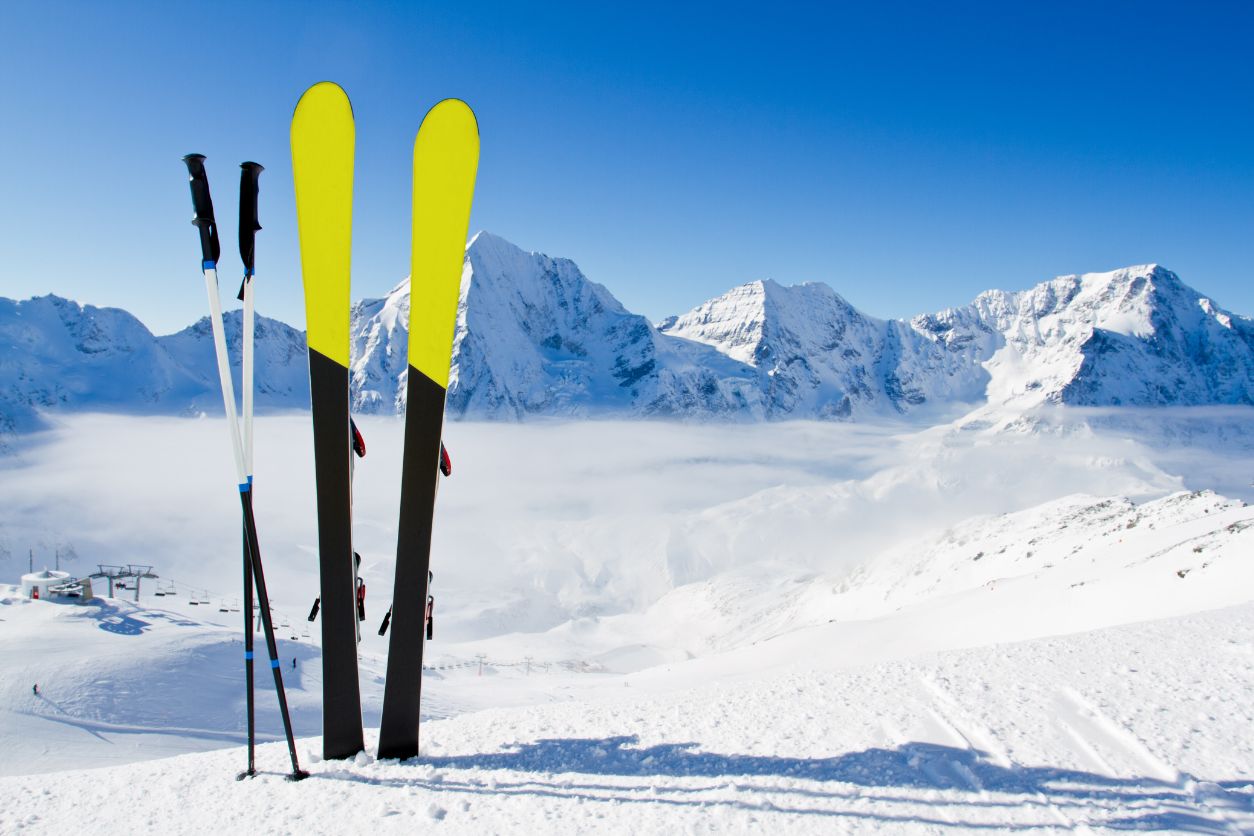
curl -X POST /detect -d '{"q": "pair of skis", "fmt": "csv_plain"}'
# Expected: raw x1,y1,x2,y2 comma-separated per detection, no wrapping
291,81,479,762
182,156,307,781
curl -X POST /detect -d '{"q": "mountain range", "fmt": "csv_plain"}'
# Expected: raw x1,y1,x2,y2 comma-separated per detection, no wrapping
2,231,1251,433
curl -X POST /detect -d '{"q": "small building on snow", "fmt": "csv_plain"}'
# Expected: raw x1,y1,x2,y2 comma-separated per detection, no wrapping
22,569,71,599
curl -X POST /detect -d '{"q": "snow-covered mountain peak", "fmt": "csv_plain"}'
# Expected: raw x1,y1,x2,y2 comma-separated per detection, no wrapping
658,278,868,369
3,238,1252,430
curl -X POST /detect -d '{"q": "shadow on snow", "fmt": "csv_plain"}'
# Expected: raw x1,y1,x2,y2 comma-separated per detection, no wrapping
316,736,1252,832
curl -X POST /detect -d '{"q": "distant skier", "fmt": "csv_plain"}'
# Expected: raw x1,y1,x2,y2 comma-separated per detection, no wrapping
32,684,38,696
292,658,297,670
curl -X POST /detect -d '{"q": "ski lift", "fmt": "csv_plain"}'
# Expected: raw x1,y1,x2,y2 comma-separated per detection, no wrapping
154,587,166,597
165,581,178,596
199,590,210,605
218,599,229,613
301,626,310,639
230,599,240,613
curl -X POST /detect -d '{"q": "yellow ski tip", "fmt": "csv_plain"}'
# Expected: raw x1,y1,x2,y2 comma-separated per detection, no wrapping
292,81,355,121
292,81,355,368
408,98,480,389
422,98,480,138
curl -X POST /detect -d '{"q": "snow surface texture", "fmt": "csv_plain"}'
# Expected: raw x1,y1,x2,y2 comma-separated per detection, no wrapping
0,412,1251,833
2,234,1251,433
1,591,1251,832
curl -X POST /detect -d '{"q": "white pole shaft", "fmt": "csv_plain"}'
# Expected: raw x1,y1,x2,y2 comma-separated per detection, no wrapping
201,267,248,488
242,276,255,479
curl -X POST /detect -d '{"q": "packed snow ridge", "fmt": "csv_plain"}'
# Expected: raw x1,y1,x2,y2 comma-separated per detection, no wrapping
2,233,1251,429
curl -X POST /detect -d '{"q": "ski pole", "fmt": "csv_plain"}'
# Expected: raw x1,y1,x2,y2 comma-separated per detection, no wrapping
238,162,263,479
236,160,264,781
182,154,307,782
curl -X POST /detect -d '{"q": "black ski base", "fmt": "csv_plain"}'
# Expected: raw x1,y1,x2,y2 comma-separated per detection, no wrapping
308,348,365,760
377,367,446,761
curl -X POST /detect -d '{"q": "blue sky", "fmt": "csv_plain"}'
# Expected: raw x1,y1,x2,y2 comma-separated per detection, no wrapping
1,1,1251,333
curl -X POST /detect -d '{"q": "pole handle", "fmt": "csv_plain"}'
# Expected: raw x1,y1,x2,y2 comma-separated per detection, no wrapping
237,161,264,298
182,154,221,267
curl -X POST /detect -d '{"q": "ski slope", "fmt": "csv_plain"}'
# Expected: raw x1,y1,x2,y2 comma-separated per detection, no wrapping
0,410,1251,831
1,595,1251,833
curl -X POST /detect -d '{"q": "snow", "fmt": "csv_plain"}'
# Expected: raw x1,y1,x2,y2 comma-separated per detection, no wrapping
4,239,1251,435
1,596,1251,833
0,409,1252,831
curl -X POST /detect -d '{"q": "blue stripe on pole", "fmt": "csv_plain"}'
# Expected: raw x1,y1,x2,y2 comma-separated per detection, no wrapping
245,651,254,660
239,482,250,492
245,268,255,278
203,260,217,270
270,659,280,669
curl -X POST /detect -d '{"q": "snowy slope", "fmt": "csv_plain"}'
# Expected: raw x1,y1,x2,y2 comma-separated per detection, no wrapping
0,591,326,777
1,412,1252,831
1,594,1251,833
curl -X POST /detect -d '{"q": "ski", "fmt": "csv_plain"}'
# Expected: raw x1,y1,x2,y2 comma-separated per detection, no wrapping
182,154,306,782
378,99,479,761
290,81,364,760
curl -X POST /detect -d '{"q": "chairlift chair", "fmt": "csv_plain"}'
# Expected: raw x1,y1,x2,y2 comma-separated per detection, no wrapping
218,599,229,613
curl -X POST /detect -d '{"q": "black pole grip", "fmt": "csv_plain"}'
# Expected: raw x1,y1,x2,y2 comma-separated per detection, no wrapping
182,154,221,268
238,162,264,297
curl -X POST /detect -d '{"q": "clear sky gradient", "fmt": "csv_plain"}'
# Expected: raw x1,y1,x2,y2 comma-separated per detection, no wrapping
2,1,1251,334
